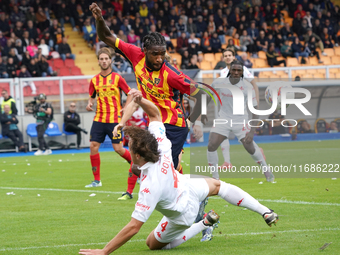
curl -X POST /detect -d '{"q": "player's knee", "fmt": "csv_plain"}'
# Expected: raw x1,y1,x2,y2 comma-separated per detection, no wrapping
207,142,218,152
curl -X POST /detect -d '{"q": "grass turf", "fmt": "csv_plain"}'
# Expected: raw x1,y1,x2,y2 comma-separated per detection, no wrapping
1,140,339,254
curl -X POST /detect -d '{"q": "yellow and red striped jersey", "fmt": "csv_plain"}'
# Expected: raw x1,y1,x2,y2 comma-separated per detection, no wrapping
89,72,131,123
115,38,199,127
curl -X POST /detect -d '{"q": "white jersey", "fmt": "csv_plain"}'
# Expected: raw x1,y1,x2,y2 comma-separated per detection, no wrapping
220,65,254,82
212,78,257,122
132,121,189,223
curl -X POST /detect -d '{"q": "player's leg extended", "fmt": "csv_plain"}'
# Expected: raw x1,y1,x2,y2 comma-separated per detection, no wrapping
241,139,274,182
205,178,278,226
220,139,233,168
207,132,227,179
118,163,138,201
176,150,184,174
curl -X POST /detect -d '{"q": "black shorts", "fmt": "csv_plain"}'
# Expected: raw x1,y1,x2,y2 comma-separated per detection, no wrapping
164,124,188,169
90,121,123,144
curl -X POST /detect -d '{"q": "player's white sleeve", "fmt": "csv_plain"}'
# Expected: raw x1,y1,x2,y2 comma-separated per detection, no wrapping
131,181,161,222
252,86,257,107
148,121,171,154
243,66,254,82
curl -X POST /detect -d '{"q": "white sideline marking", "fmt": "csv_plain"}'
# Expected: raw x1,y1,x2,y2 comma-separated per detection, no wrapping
1,228,339,252
1,187,340,206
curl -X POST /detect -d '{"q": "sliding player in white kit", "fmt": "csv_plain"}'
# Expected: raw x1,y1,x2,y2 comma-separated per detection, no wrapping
79,89,278,255
208,59,274,181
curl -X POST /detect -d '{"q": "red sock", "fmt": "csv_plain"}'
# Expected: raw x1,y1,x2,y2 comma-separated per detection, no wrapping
178,164,183,174
127,162,138,194
121,148,131,163
90,153,100,181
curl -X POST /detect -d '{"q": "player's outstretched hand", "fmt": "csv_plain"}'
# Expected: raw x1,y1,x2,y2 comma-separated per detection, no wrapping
193,125,203,140
79,249,104,255
244,131,254,144
86,102,94,112
89,3,103,21
128,88,143,103
113,123,124,137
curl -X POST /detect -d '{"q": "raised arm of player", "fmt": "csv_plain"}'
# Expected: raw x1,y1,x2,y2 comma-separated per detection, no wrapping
250,80,260,106
79,218,144,255
90,3,117,49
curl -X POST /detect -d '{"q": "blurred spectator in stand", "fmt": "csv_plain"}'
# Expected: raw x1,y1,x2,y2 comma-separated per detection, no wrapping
299,19,310,41
321,27,334,48
240,52,253,69
64,102,87,149
214,55,227,70
268,109,287,135
210,32,222,53
155,20,163,33
13,21,24,40
304,28,327,56
187,56,199,69
291,37,309,62
292,13,303,35
304,11,314,28
36,6,50,32
207,15,216,35
266,44,286,68
120,19,131,36
0,13,10,37
58,37,76,61
22,51,31,67
117,30,127,42
25,6,36,23
8,48,20,68
38,55,55,76
256,30,268,52
280,22,294,41
233,33,245,52
0,57,8,78
82,18,97,47
21,31,30,48
176,18,187,37
216,25,226,45
10,5,26,24
160,29,174,53
196,15,207,38
127,29,140,47
111,52,131,74
139,3,148,19
328,121,339,133
240,29,255,55
26,20,39,44
15,39,24,59
1,40,13,61
247,20,259,42
49,19,63,50
176,32,189,55
181,50,190,69
38,39,49,58
0,104,26,152
187,17,197,35
27,39,38,57
280,40,292,58
18,65,37,95
298,120,313,133
227,38,239,56
294,4,306,18
171,58,179,70
168,19,178,39
305,36,323,63
313,19,323,36
200,31,212,53
188,41,199,56
0,31,7,49
27,58,41,77
58,2,76,31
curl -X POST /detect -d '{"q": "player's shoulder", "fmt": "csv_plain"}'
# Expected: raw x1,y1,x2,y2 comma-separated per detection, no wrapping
164,61,182,76
111,71,123,79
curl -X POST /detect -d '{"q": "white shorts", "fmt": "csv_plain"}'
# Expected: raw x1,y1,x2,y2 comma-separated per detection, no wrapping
154,177,209,243
211,122,251,142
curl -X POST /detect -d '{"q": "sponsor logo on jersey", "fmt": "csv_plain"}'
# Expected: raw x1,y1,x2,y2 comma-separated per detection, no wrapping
156,137,164,142
141,188,150,194
136,202,150,211
141,175,147,182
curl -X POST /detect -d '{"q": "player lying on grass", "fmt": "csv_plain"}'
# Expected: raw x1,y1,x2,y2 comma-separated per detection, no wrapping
79,89,278,255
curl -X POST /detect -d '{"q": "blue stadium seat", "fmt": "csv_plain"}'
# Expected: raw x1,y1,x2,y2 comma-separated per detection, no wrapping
45,122,62,136
26,123,38,151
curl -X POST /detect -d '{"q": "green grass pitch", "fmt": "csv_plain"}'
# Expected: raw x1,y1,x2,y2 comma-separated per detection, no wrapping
1,140,339,254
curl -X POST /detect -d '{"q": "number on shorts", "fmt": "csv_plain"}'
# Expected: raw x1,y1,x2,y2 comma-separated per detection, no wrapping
112,129,122,139
161,221,168,232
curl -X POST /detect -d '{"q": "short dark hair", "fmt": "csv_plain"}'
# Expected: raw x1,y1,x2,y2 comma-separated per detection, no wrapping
124,126,160,163
142,32,166,50
227,60,244,78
